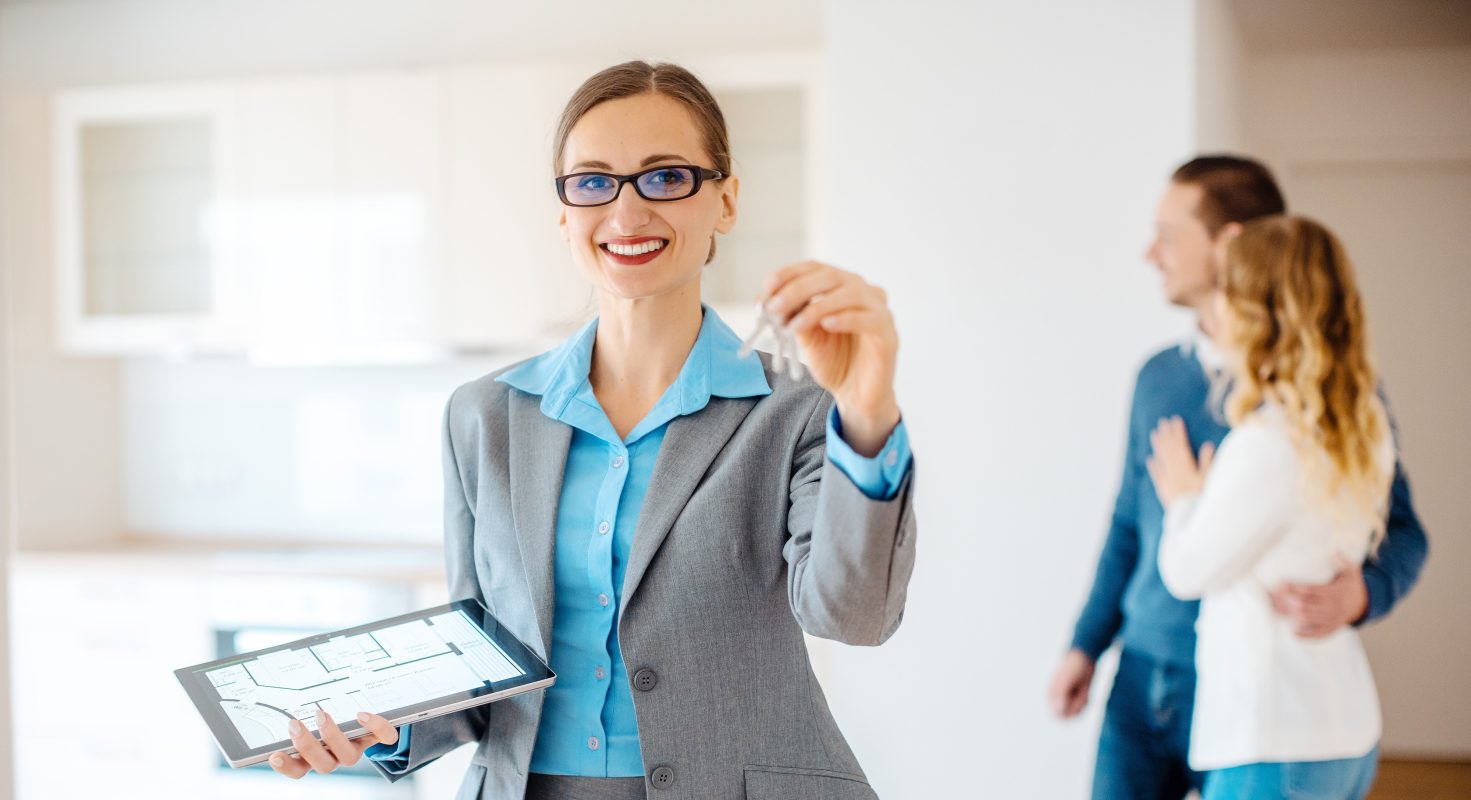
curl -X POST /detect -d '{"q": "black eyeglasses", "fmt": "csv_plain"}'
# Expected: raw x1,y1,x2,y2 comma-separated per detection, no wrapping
554,165,726,207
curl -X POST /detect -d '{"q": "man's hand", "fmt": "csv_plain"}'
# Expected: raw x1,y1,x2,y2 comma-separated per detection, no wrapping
1047,649,1096,719
1269,556,1369,639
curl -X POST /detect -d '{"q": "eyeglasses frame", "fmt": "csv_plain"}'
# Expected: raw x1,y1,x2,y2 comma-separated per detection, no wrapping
554,164,727,207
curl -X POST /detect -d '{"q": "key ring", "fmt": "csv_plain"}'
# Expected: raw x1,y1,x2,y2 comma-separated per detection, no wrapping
737,302,806,381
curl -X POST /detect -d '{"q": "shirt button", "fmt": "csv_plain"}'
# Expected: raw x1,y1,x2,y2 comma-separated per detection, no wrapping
597,593,609,607
587,736,600,751
612,455,625,469
597,520,611,535
595,665,606,680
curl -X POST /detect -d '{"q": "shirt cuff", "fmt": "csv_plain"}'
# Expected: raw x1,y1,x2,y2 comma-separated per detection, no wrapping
825,406,912,501
364,725,411,772
1069,629,1112,662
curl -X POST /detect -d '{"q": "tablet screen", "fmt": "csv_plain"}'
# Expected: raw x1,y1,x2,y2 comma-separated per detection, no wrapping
176,599,554,766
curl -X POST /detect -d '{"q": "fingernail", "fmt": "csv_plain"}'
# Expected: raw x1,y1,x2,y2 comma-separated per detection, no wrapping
271,754,283,766
288,718,303,735
316,708,327,724
357,712,370,724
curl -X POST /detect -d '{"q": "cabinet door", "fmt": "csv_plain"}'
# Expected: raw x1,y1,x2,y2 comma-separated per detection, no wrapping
53,84,238,354
230,72,444,361
10,565,215,797
336,73,443,352
440,65,593,348
225,76,338,353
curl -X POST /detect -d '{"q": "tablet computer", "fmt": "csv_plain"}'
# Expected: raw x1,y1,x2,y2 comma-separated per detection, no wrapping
175,598,554,768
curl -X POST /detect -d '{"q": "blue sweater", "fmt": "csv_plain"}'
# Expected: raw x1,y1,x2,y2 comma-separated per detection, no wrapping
1070,342,1430,666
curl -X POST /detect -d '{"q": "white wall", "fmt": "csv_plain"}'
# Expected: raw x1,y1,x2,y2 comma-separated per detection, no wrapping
1245,46,1471,759
819,2,1195,797
1,87,124,550
119,358,515,542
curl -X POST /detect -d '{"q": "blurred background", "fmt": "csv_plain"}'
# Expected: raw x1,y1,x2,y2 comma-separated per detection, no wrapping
0,1,1467,798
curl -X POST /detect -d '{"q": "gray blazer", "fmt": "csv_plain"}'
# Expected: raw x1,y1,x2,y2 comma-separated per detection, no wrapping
374,353,917,799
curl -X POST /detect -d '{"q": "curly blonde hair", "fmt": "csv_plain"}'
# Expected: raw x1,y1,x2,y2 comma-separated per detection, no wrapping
1221,215,1391,539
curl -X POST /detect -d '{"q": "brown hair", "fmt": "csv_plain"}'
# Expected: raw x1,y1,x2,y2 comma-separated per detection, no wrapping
1222,215,1391,538
1172,155,1286,235
553,61,731,263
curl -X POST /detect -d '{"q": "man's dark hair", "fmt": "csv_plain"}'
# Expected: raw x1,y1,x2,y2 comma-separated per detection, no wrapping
1172,155,1287,235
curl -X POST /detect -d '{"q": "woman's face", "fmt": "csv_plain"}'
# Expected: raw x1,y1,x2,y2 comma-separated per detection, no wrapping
558,92,738,302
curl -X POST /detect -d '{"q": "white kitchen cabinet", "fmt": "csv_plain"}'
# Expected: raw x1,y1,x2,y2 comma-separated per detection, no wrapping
228,72,446,361
49,54,822,358
331,72,444,354
438,64,595,348
53,84,239,354
222,76,337,353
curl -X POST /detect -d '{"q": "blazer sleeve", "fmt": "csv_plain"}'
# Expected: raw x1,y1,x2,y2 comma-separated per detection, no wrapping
782,392,918,646
370,389,491,782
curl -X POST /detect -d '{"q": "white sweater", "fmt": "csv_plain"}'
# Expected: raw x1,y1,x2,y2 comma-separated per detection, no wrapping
1158,403,1392,771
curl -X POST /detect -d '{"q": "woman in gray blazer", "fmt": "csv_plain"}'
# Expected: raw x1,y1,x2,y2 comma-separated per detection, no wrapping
270,60,917,800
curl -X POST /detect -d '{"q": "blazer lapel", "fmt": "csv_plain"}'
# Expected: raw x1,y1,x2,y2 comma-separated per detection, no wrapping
506,389,571,657
619,395,760,617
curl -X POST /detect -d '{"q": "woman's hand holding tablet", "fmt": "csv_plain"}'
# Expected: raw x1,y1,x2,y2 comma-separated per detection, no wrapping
269,709,398,778
175,599,553,772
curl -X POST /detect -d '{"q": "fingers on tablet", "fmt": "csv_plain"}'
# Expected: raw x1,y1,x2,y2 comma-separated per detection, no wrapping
358,712,400,747
289,715,335,774
269,750,311,779
317,710,360,767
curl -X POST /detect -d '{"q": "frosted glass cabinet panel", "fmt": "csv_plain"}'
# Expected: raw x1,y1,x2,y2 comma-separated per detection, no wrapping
80,118,214,316
54,85,236,354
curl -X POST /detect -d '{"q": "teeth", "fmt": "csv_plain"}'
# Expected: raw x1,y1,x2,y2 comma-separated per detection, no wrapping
606,240,665,256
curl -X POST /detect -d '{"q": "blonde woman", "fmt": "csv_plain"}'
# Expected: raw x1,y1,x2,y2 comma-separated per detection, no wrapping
1148,216,1393,799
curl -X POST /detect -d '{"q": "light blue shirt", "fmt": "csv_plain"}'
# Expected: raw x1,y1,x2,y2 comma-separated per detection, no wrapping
369,306,911,776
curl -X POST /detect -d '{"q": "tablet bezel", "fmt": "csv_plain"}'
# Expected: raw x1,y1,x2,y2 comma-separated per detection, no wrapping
174,598,554,768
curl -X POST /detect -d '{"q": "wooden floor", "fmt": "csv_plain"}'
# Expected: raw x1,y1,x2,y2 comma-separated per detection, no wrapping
1367,759,1471,800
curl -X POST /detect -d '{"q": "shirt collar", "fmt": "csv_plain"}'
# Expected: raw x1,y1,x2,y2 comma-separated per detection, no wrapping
497,304,771,430
1183,327,1225,373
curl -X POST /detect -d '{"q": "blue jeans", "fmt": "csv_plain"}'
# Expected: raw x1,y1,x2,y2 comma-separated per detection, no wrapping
1092,649,1205,800
1203,746,1379,800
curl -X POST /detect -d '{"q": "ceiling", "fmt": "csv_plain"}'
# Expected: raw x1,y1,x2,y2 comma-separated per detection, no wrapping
0,0,824,86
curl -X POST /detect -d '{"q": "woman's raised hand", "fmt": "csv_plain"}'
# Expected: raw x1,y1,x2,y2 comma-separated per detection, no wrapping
1146,417,1215,507
761,261,901,457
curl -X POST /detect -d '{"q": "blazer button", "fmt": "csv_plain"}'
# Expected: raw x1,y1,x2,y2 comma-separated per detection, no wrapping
633,668,658,692
650,766,675,789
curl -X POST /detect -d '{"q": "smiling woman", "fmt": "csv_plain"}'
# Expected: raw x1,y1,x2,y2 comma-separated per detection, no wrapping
556,95,737,311
265,60,917,800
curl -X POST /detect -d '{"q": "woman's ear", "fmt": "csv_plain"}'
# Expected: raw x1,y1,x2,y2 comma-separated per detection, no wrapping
559,206,569,242
714,174,740,235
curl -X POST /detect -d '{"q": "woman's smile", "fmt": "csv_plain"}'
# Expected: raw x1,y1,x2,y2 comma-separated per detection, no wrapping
599,236,669,266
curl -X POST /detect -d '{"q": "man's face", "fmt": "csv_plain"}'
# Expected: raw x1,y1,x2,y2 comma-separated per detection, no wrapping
1144,181,1217,309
